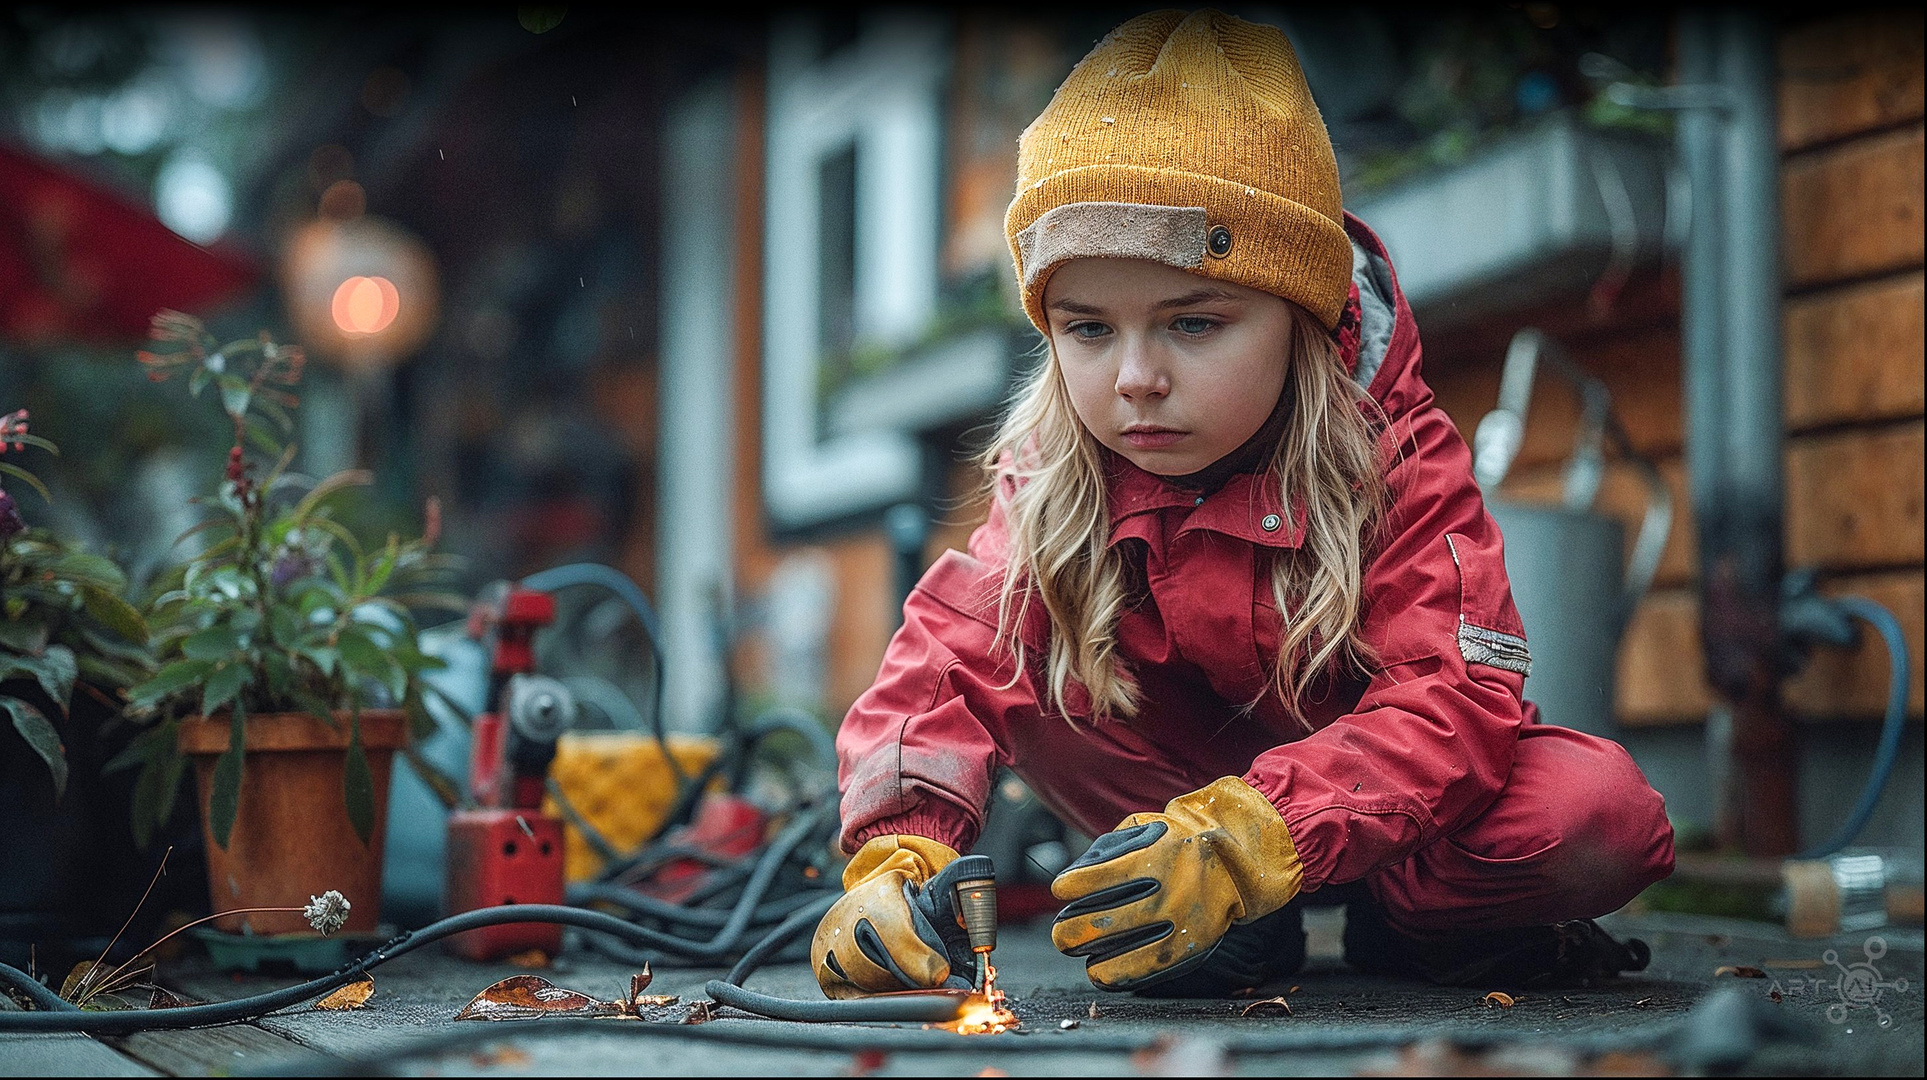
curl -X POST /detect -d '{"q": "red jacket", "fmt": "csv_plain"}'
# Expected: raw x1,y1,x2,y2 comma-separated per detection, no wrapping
836,214,1538,893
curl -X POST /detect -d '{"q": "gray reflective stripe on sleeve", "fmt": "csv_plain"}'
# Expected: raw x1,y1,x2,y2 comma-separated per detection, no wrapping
1458,620,1532,677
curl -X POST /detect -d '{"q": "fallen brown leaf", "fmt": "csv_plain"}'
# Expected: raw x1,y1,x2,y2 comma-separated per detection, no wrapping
1239,996,1293,1018
682,1000,716,1025
1087,1000,1100,1019
1714,965,1766,979
505,949,551,968
60,961,101,1001
1484,991,1515,1008
313,976,375,1011
453,975,624,1021
145,987,201,1009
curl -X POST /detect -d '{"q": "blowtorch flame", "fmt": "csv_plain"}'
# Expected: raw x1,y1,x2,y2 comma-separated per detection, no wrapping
939,962,1017,1035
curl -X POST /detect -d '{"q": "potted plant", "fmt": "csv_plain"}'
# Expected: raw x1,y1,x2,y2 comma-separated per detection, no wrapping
1,409,158,946
118,312,460,937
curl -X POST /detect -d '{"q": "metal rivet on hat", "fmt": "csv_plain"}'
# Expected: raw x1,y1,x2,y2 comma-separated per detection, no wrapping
1261,514,1282,532
1207,225,1233,258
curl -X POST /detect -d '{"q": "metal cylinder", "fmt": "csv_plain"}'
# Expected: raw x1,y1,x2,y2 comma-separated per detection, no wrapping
948,854,998,954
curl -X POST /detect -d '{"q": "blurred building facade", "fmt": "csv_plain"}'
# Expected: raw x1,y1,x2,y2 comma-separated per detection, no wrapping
2,7,1918,860
653,8,1923,857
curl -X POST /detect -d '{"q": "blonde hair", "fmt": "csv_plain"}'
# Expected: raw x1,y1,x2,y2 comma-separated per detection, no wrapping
982,302,1390,730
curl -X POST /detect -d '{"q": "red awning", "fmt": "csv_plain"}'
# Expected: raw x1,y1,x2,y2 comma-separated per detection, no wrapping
0,141,258,345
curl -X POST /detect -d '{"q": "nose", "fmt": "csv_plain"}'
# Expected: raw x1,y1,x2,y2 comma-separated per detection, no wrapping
1114,337,1169,401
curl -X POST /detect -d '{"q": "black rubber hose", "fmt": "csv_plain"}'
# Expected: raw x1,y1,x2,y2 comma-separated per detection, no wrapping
0,962,76,1011
722,893,838,986
697,883,981,1025
704,982,967,1023
0,904,712,1035
569,882,826,930
570,805,833,963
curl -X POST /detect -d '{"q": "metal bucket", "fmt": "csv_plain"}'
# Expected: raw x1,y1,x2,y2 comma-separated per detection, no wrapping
1474,329,1672,739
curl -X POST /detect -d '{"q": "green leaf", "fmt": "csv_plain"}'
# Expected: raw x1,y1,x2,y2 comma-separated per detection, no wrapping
48,551,125,589
81,585,149,644
129,732,185,851
262,442,300,496
0,618,51,655
127,658,215,708
292,470,372,525
1,645,79,712
262,649,293,697
182,626,244,661
189,364,213,398
11,432,58,454
243,421,282,457
2,695,67,800
103,722,170,774
343,708,374,845
0,461,52,503
269,606,300,647
336,626,405,701
216,373,251,419
208,701,245,851
201,661,247,716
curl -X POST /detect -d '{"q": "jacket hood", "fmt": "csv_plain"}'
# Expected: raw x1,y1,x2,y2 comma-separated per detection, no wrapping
1342,211,1427,422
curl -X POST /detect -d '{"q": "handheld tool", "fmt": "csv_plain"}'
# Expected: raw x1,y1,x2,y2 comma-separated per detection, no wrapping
947,854,998,990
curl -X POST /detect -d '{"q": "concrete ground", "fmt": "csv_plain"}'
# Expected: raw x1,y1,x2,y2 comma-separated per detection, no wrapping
4,909,1920,1076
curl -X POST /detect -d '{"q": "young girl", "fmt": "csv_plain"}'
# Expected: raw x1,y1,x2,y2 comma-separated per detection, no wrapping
812,9,1674,998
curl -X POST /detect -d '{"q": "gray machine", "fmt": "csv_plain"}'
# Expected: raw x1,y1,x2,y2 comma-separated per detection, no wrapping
1472,329,1672,737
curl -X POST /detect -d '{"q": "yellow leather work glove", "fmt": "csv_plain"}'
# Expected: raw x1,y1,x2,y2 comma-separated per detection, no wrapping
811,835,970,999
1051,776,1304,991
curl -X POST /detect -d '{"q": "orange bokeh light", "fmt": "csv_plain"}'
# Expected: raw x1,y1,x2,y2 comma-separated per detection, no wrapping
330,275,400,335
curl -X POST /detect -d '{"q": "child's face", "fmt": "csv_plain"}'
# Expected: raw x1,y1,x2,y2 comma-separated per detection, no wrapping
1043,257,1293,477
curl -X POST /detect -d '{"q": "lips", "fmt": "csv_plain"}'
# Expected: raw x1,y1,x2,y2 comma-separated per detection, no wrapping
1121,426,1185,450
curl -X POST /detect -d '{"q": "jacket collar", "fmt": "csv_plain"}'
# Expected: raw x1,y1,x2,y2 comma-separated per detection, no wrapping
1105,453,1307,550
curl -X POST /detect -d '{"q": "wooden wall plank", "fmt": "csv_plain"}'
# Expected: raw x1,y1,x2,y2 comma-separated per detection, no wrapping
1429,325,1685,472
1785,271,1926,430
1786,420,1926,568
1780,11,1926,151
1783,124,1925,288
1618,571,1925,725
1785,570,1927,717
1617,588,1715,724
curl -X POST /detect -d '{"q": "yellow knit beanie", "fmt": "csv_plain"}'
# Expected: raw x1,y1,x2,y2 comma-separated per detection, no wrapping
1005,9,1350,331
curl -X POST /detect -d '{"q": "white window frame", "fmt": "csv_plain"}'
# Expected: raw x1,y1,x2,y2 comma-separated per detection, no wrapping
761,13,947,530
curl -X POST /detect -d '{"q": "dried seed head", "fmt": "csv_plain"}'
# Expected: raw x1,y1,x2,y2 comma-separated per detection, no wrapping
305,890,351,935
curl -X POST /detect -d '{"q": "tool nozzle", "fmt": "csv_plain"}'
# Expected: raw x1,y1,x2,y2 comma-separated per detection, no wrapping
949,854,998,958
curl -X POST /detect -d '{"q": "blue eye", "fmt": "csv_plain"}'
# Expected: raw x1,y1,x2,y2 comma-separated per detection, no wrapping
1172,316,1217,335
1067,321,1111,340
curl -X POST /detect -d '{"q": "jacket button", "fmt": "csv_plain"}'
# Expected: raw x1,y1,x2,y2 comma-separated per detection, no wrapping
1261,514,1281,532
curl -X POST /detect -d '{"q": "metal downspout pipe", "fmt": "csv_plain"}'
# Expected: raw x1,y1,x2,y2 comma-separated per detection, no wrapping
1677,8,1796,855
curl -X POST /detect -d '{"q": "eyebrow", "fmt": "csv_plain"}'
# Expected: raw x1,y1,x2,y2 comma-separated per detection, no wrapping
1047,288,1243,316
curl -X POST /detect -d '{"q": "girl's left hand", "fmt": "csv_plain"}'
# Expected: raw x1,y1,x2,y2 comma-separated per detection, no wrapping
1050,776,1305,991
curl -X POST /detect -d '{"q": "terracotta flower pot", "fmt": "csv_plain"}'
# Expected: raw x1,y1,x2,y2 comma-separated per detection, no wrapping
178,710,406,934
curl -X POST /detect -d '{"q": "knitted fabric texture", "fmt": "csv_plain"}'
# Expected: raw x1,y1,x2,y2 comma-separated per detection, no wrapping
1005,9,1351,331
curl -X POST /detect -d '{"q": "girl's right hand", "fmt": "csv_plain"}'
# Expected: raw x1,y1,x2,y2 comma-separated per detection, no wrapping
811,834,974,998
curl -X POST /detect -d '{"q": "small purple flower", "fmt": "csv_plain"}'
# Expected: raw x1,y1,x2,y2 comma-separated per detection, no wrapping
270,546,316,589
0,488,23,540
